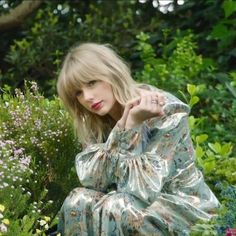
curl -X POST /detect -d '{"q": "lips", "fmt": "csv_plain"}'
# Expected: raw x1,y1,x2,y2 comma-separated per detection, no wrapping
91,101,102,110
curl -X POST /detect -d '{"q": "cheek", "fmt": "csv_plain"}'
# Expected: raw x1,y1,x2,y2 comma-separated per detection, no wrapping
76,97,85,107
76,96,81,104
109,93,116,105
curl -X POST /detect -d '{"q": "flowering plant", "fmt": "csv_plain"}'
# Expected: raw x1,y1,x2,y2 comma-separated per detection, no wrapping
0,81,80,234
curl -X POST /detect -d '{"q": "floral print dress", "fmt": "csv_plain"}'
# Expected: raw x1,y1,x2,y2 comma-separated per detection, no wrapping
57,86,220,236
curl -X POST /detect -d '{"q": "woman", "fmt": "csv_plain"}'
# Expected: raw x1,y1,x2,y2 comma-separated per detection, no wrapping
57,43,219,236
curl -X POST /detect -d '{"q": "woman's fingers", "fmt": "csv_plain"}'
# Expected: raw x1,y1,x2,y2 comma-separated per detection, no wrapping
117,97,140,129
118,104,130,128
118,92,165,129
140,94,164,113
155,93,165,106
152,92,165,106
137,88,166,106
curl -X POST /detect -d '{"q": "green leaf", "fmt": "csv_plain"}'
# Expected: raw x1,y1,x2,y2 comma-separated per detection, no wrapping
196,134,208,144
230,72,236,79
222,0,236,18
187,84,196,96
206,150,215,158
178,90,189,104
208,142,222,154
210,24,229,39
190,96,200,107
195,84,206,94
204,160,216,173
188,116,196,129
196,145,204,160
221,142,232,156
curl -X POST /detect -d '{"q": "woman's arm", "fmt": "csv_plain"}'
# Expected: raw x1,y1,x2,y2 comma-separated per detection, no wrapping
115,109,190,203
75,89,166,192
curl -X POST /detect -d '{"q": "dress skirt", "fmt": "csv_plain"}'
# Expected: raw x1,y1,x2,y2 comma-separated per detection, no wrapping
58,187,215,236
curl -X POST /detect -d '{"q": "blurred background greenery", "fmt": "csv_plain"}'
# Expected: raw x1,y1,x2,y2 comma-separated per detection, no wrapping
0,0,235,235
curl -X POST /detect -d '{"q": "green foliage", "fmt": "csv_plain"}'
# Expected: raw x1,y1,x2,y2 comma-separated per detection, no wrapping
135,31,236,235
190,184,236,236
135,30,235,145
0,0,144,96
135,31,204,93
0,81,80,234
222,0,236,18
0,0,235,233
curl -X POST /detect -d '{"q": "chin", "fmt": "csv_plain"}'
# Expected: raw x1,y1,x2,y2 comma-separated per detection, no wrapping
96,110,108,116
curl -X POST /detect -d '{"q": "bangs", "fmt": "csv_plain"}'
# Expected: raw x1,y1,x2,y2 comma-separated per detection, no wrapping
57,42,138,145
62,59,110,97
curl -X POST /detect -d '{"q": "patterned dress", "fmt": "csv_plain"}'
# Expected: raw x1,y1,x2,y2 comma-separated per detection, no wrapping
57,86,220,236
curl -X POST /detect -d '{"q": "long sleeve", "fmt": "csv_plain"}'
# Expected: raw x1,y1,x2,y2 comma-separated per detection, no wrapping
75,121,151,191
60,88,219,236
115,105,190,204
75,143,113,191
112,91,219,211
75,89,190,195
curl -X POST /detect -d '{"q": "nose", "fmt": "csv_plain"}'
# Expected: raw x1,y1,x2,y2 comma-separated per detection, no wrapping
82,88,94,101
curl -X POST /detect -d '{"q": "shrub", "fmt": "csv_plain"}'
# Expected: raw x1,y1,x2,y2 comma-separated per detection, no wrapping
0,82,80,234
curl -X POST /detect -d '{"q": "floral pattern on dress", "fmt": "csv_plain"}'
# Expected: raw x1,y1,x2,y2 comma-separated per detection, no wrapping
58,86,220,236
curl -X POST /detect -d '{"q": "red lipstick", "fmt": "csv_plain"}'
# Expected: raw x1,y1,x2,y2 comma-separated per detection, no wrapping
91,101,102,110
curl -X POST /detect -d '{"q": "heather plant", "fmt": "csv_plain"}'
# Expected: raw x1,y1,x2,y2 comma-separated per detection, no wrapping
0,137,53,235
0,31,234,234
0,81,80,234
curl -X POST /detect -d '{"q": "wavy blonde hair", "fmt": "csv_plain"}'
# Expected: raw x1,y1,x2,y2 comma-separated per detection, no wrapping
57,43,139,145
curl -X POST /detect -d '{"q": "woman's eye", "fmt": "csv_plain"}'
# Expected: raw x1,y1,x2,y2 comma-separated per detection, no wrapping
88,80,97,86
76,91,82,97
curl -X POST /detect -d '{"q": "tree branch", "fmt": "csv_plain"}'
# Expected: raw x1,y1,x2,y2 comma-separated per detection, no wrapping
0,0,43,32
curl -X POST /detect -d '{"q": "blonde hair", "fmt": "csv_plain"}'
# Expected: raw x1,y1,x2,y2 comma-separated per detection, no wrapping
57,42,139,145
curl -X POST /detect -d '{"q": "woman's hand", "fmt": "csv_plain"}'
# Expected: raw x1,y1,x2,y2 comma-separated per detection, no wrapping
125,94,165,129
117,91,165,130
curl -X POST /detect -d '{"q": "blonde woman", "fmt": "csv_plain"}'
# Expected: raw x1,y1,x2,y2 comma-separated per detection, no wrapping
56,43,219,236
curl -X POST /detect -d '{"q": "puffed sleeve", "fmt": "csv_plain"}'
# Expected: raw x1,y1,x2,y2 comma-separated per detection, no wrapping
75,144,112,191
75,88,190,195
113,93,192,204
75,122,151,191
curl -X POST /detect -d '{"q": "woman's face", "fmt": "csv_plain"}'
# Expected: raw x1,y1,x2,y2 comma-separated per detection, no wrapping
76,80,122,120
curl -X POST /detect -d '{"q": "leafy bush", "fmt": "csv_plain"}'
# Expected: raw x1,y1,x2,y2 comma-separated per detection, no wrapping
0,82,80,234
135,32,236,235
0,28,235,235
190,184,236,236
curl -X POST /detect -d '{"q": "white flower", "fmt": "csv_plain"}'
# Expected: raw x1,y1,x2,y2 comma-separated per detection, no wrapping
0,205,5,212
2,219,9,225
0,223,7,232
39,219,46,226
44,216,51,222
